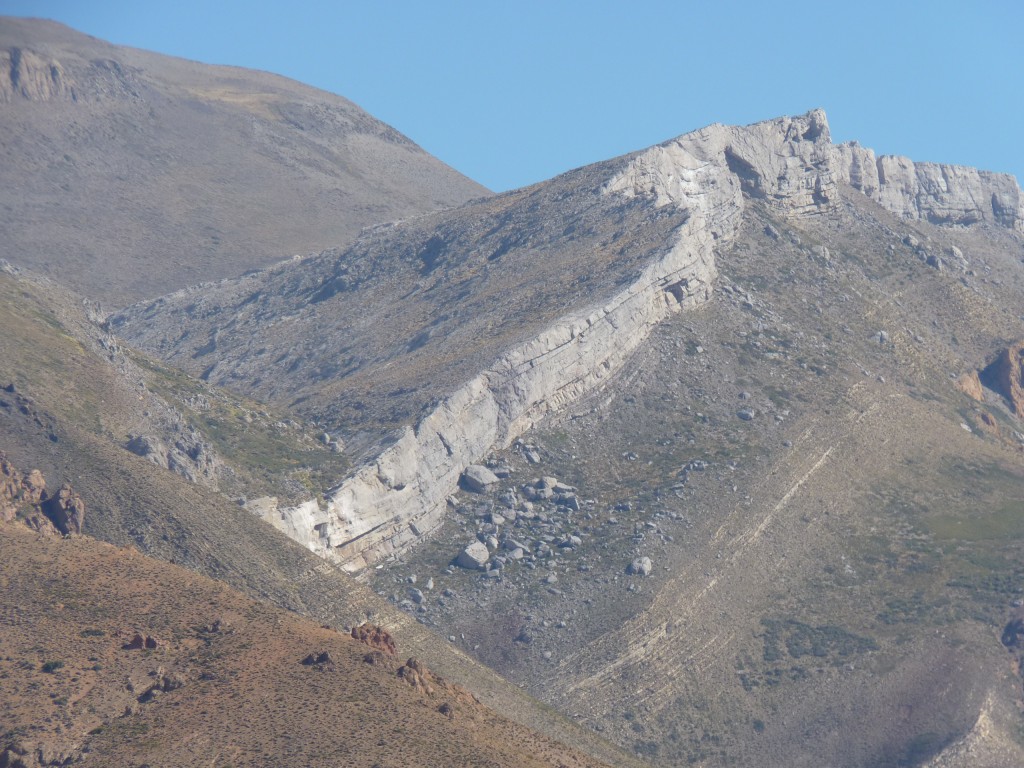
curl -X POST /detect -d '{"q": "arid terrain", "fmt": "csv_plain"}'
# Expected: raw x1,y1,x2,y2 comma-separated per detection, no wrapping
0,493,614,768
4,15,1024,768
0,17,488,306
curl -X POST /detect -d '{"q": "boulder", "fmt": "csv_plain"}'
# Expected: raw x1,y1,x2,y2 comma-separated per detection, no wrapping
456,540,490,570
627,557,653,577
461,464,499,493
301,651,334,667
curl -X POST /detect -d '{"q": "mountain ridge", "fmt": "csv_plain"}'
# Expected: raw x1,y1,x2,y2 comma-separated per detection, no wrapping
0,16,490,307
112,108,1024,574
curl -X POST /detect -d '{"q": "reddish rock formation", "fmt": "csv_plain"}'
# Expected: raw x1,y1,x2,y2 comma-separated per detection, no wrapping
43,483,85,535
0,452,85,535
982,341,1024,417
123,632,161,651
351,623,397,656
0,452,50,532
1,452,45,522
954,370,984,401
397,657,436,696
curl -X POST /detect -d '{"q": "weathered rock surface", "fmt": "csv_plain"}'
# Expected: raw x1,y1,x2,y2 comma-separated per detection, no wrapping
115,109,1023,574
42,482,85,535
351,623,397,656
125,433,219,486
833,141,1023,231
981,341,1024,417
456,541,491,570
0,46,74,103
0,451,84,535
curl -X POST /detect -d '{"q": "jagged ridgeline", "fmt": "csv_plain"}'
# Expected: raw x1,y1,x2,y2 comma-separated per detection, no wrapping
113,109,1024,575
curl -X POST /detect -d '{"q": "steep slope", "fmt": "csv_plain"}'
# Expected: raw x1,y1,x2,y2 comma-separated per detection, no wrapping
0,17,489,306
0,520,613,768
113,109,1024,576
112,109,1024,765
0,267,638,768
364,184,1024,766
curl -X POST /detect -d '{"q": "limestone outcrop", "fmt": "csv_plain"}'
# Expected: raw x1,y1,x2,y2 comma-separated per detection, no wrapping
114,109,1024,574
284,111,840,572
833,141,1024,231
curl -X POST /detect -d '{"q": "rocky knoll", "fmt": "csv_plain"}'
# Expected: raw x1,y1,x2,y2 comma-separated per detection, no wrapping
115,109,1024,574
0,450,84,535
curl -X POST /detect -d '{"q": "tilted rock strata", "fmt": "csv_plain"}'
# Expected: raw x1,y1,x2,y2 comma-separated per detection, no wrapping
276,111,841,571
130,109,1022,573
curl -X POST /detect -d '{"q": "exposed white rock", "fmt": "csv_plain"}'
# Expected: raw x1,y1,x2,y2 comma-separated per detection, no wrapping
833,141,1024,231
461,464,499,493
246,496,328,553
267,109,1024,574
273,110,845,573
456,541,489,570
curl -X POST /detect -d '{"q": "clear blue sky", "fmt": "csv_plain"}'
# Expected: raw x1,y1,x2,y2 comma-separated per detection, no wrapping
2,1,1021,193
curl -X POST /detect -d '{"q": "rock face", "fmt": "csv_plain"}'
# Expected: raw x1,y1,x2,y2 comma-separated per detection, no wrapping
0,451,84,534
125,433,219,487
116,109,1024,574
981,341,1024,417
0,46,74,102
954,371,985,402
42,482,86,536
832,141,1024,231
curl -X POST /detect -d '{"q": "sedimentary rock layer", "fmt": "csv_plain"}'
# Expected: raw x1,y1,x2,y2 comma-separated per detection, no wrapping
832,142,1024,231
265,111,843,571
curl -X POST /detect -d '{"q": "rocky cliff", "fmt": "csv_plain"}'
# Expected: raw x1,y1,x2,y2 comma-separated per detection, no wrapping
259,111,845,570
832,141,1024,231
0,46,75,102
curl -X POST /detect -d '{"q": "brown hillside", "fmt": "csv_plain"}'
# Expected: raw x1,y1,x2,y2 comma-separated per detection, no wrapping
0,522,611,768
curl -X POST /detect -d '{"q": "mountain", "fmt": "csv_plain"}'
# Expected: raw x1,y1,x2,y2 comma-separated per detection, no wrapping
0,263,639,768
0,17,489,307
112,109,1024,766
